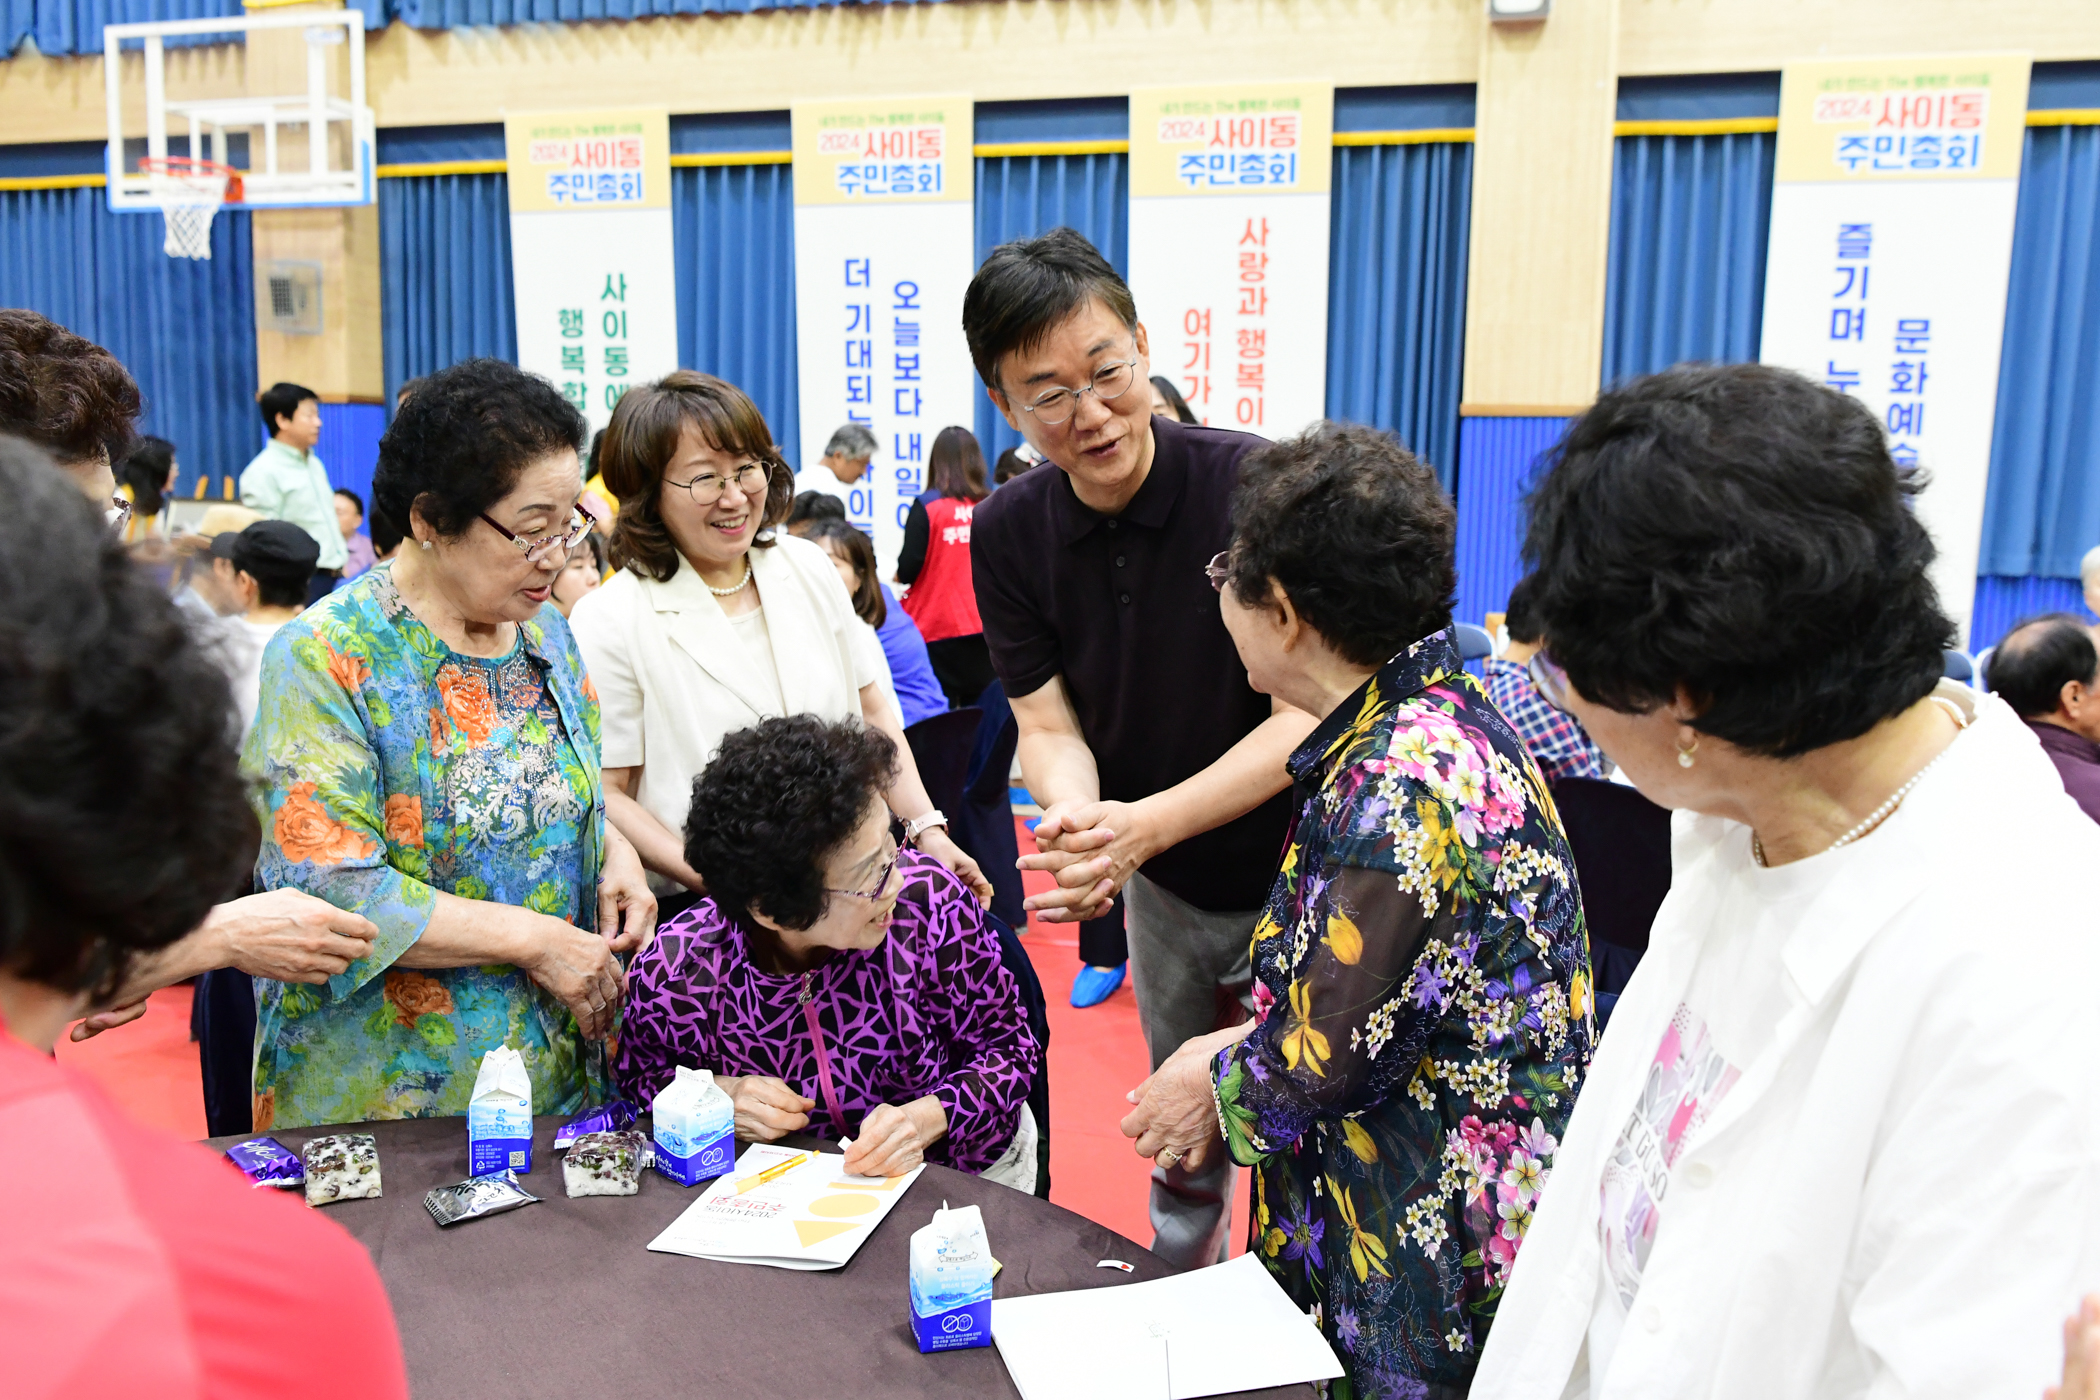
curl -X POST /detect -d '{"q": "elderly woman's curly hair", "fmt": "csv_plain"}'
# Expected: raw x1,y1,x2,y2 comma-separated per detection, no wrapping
1521,362,1953,758
683,716,899,931
598,371,793,582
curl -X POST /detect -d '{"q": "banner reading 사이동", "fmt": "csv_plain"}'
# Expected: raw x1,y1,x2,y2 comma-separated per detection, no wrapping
1126,82,1333,440
506,108,680,438
1757,54,2031,640
792,95,976,580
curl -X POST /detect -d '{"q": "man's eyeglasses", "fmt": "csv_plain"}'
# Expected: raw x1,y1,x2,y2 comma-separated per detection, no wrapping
1017,356,1142,427
1528,649,1573,713
668,461,772,507
480,507,593,564
826,837,901,903
1205,550,1232,593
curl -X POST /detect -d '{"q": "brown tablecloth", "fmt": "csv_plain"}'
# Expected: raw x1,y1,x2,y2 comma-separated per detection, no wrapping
208,1115,1314,1400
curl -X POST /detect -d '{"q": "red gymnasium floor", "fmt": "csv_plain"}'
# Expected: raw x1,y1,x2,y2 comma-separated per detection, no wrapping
53,818,1246,1257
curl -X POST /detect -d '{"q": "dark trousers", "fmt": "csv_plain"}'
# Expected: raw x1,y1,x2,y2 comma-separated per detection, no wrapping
1078,894,1129,968
193,967,260,1137
924,633,997,711
306,568,342,607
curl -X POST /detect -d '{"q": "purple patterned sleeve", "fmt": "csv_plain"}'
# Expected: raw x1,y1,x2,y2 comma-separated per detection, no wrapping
914,864,1040,1173
612,917,714,1107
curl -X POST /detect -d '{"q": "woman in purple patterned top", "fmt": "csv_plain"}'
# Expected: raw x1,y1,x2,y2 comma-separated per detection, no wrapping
614,715,1040,1185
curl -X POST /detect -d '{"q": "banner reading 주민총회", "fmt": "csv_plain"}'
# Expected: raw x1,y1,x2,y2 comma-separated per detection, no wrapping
1126,82,1334,439
792,95,976,581
506,108,680,438
1758,54,2031,640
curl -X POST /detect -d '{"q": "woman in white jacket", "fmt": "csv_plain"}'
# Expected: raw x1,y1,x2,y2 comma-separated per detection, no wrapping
1472,363,2100,1400
568,372,989,914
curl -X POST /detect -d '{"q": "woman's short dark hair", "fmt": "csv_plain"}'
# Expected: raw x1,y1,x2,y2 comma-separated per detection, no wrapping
1989,614,2098,719
119,436,177,516
1523,362,1953,757
599,371,791,582
926,426,988,502
0,437,256,999
0,310,141,467
1149,375,1199,425
370,502,406,557
963,226,1137,394
1226,422,1456,667
372,358,586,541
804,519,886,628
684,716,899,931
992,446,1035,485
787,492,847,529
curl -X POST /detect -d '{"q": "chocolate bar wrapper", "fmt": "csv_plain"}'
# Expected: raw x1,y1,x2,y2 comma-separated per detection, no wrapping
303,1133,382,1206
563,1129,647,1197
424,1171,539,1227
552,1099,639,1150
225,1136,304,1189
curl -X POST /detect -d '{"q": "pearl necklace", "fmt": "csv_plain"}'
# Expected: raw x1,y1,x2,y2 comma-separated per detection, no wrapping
1751,744,1953,867
707,560,753,597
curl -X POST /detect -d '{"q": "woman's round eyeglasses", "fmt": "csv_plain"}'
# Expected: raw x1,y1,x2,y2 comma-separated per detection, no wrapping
826,837,901,903
1204,551,1232,593
667,461,772,506
1528,649,1574,713
1018,356,1142,427
480,507,594,565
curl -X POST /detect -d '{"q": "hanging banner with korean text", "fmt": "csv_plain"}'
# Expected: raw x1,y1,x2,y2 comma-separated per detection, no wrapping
506,108,681,438
1126,82,1333,440
1758,55,2030,639
792,95,976,579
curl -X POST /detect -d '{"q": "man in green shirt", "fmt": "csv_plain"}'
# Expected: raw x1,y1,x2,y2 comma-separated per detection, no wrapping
239,381,346,603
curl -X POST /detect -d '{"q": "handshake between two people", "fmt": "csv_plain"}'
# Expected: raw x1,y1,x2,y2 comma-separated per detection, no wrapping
1016,798,1164,925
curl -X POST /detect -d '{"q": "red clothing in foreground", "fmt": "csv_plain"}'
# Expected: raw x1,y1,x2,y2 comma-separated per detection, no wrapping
0,1030,407,1400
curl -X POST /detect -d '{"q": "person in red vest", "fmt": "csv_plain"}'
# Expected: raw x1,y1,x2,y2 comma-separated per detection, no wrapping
897,426,996,709
0,436,407,1400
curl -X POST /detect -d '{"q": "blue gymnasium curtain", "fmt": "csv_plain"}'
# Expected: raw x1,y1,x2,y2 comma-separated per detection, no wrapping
5,0,385,55
1325,140,1472,489
1601,130,1775,385
972,150,1128,464
378,172,516,411
0,186,257,496
1977,122,2100,593
673,161,800,467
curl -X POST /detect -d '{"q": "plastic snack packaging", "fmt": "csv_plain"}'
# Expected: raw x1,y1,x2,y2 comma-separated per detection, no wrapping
424,1171,539,1227
909,1202,995,1353
303,1133,382,1206
225,1136,304,1189
651,1065,735,1186
468,1043,534,1175
563,1129,648,1197
552,1099,638,1150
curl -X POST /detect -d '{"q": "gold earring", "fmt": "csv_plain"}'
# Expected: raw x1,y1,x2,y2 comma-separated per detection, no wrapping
1677,734,1698,769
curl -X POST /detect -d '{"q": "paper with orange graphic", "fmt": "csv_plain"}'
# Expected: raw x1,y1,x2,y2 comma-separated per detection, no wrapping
647,1143,924,1271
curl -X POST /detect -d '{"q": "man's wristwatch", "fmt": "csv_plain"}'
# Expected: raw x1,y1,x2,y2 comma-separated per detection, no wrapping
902,810,949,845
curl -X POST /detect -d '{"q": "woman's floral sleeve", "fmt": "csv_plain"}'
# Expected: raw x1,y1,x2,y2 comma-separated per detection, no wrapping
245,623,437,1000
1216,862,1445,1166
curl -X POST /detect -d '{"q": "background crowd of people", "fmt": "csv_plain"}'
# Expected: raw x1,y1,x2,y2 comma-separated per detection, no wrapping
4,218,2100,1400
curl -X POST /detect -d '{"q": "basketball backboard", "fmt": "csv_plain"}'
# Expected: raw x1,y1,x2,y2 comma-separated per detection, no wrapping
103,5,375,222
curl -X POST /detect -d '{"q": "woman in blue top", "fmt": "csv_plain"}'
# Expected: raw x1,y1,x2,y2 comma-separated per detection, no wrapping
245,359,657,1130
804,516,949,726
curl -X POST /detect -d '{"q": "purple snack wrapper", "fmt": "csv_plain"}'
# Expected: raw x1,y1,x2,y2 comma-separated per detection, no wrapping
226,1136,305,1189
553,1099,638,1150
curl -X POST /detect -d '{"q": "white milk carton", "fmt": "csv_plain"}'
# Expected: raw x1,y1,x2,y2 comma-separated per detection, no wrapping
652,1066,735,1186
909,1202,994,1353
467,1044,533,1175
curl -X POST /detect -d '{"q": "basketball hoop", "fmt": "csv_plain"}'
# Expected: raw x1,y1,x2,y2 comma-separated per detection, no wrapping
136,156,244,261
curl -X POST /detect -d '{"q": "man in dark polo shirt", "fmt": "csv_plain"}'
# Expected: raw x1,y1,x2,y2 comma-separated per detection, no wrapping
965,227,1317,1267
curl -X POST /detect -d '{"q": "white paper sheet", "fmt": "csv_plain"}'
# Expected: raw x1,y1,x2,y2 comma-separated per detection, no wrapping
645,1143,924,1271
990,1253,1344,1400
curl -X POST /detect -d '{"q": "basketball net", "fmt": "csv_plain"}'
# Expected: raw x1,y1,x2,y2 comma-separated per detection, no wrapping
137,157,242,261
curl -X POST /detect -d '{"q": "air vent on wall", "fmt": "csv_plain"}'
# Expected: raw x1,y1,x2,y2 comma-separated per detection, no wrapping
258,260,323,335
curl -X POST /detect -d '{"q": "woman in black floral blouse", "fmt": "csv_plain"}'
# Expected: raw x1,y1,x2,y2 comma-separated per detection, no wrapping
1121,422,1594,1400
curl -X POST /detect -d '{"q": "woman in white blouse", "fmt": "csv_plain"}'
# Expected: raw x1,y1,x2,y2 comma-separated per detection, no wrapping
568,372,989,907
1471,364,2100,1400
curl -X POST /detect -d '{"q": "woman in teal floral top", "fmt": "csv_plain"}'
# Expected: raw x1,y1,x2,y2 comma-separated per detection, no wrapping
245,361,655,1132
1123,424,1593,1399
